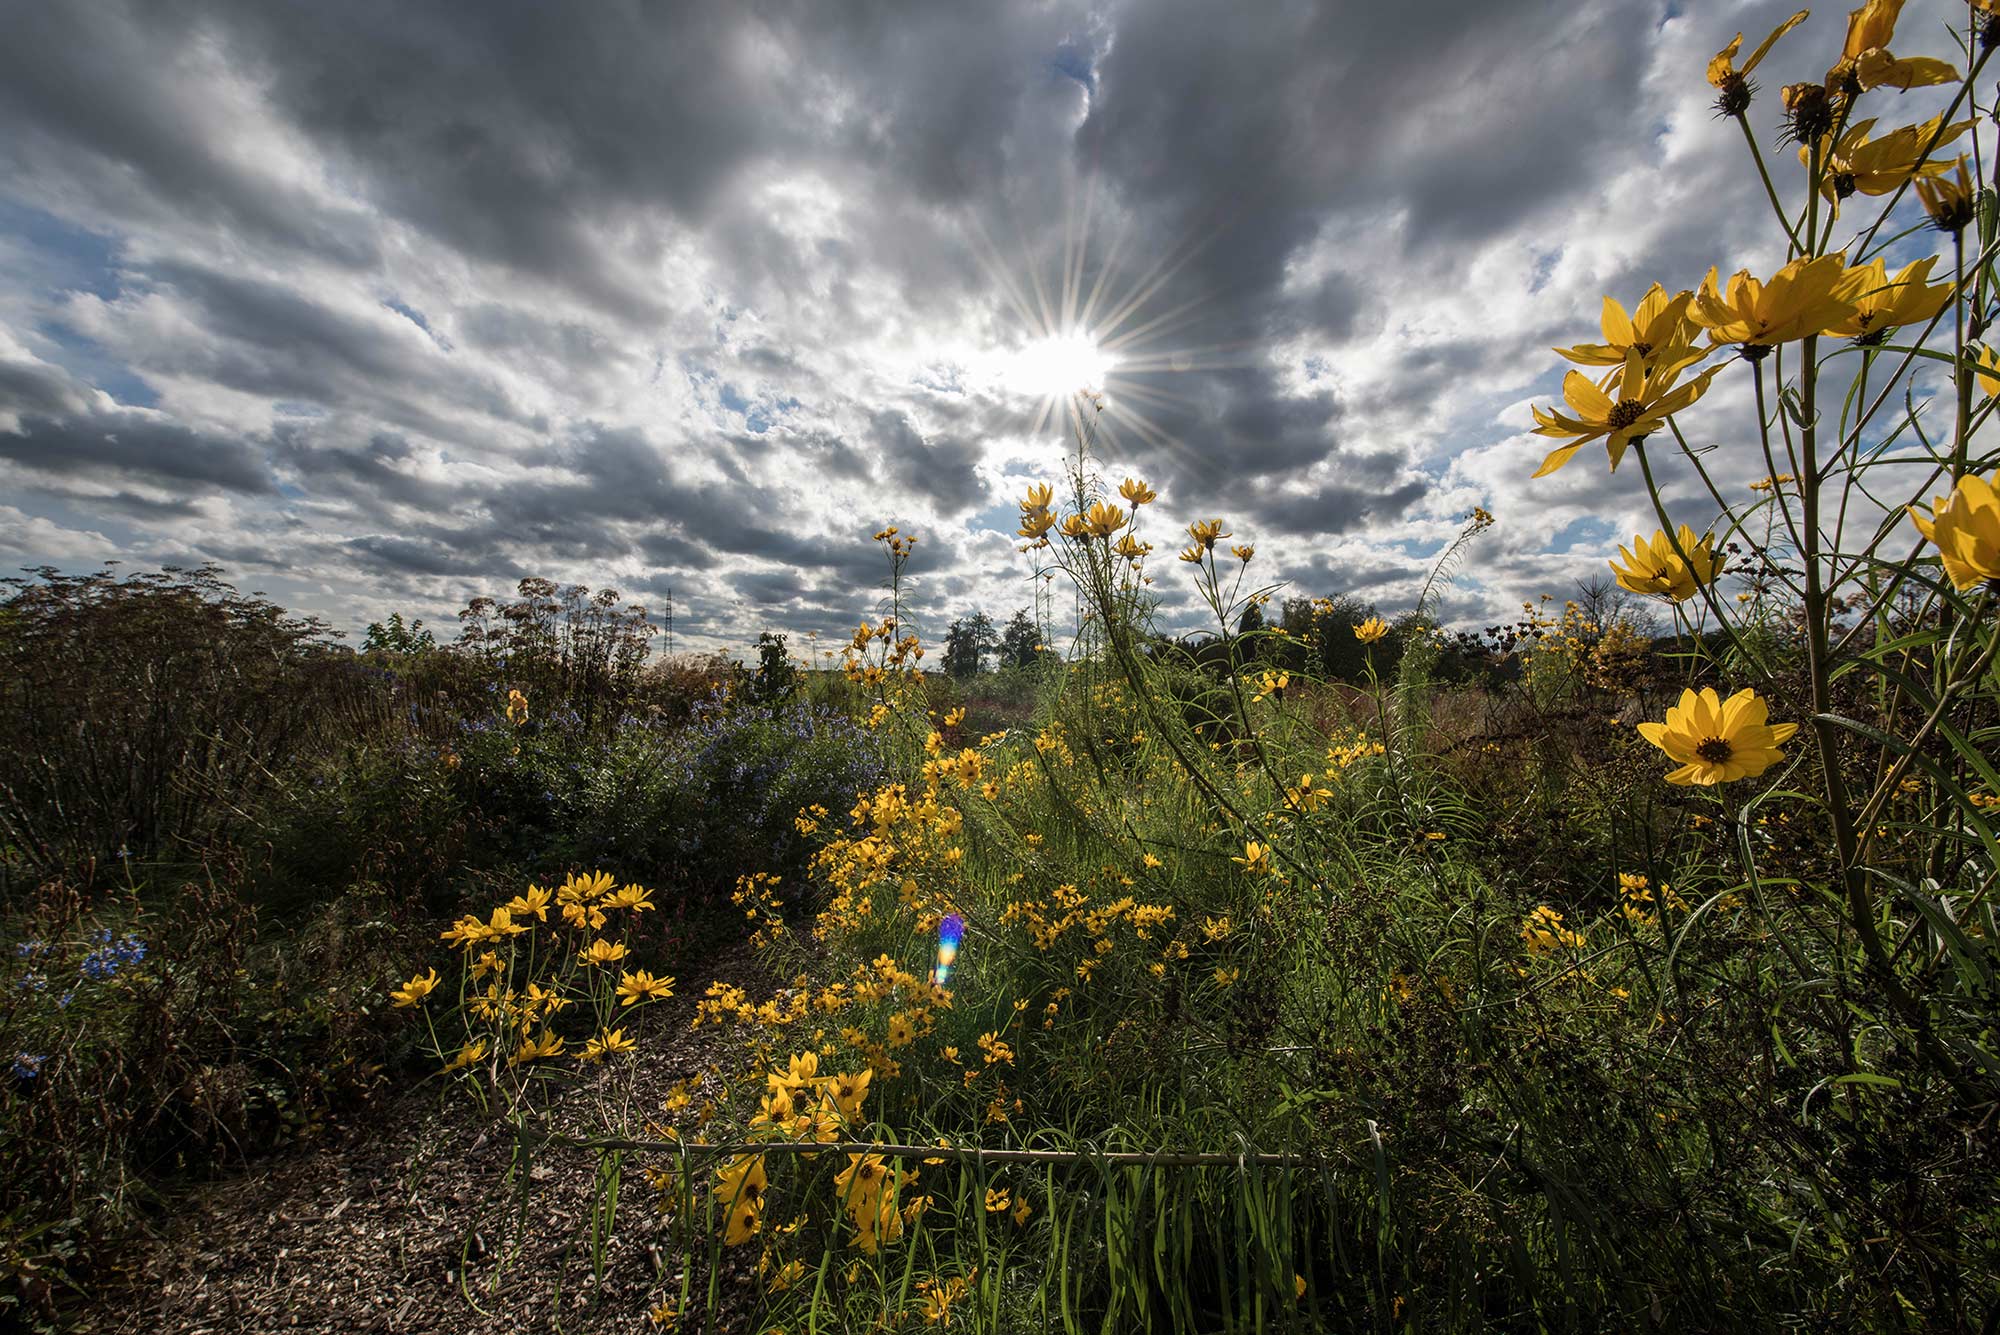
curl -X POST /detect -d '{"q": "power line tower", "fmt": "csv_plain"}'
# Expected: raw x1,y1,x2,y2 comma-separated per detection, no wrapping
662,585,674,657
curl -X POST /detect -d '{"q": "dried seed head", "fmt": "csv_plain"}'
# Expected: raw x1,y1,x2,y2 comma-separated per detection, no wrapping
1781,83,1835,147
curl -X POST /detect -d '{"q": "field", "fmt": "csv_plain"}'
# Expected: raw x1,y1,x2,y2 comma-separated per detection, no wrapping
5,6,2000,1333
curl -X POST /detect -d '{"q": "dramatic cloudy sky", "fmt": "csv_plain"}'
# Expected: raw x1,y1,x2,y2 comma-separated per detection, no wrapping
0,0,1973,654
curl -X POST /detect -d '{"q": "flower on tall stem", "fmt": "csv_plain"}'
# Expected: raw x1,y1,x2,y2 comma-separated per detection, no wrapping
1807,114,1973,205
1553,285,1703,371
1823,255,1954,343
1609,526,1726,602
1637,687,1799,786
1707,10,1808,116
1688,254,1868,357
1908,472,2000,591
1530,350,1723,477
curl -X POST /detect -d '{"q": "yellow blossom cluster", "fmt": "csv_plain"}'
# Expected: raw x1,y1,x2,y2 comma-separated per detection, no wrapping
411,871,676,1081
1522,906,1586,956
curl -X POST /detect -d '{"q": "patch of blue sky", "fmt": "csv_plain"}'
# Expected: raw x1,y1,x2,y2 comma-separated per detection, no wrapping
1528,247,1563,295
383,298,452,351
0,200,123,300
743,396,799,434
1050,43,1095,94
1548,515,1616,553
969,501,1021,536
34,323,159,409
912,363,966,395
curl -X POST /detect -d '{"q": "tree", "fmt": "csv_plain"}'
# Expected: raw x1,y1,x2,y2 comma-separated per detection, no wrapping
942,610,998,678
362,611,435,656
748,631,799,704
999,608,1039,670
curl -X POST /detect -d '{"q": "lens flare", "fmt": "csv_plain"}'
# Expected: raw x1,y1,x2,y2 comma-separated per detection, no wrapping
932,912,965,987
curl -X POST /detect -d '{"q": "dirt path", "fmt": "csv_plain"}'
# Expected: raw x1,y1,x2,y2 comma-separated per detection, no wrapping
74,941,769,1335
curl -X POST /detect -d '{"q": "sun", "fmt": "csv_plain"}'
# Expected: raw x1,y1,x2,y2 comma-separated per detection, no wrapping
1001,331,1116,401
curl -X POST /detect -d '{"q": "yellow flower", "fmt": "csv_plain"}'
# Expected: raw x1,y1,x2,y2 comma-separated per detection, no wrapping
1689,254,1866,352
1809,114,1972,205
1018,509,1056,541
439,905,529,948
1213,966,1240,987
1707,10,1808,113
1530,350,1723,476
1187,519,1230,549
1353,616,1389,644
509,1029,566,1064
1021,482,1053,512
714,1154,768,1246
580,1027,636,1061
578,938,629,967
505,688,529,725
1608,525,1726,602
1081,502,1126,537
1829,0,1959,93
767,1258,806,1293
1908,472,2000,590
617,968,676,1006
1823,256,1953,342
1972,345,2000,398
442,1038,488,1073
1553,284,1702,371
1522,905,1586,955
389,968,440,1008
1636,687,1800,786
886,1013,915,1048
1013,1196,1033,1226
1114,533,1148,559
504,884,551,922
604,883,655,912
1232,841,1275,876
1118,477,1158,505
1916,158,1978,233
984,1187,1011,1213
830,1068,873,1121
1177,545,1205,563
562,869,617,900
1230,544,1255,562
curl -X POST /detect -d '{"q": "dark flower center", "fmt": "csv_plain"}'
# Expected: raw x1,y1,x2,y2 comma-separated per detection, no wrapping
1607,400,1647,430
1782,83,1834,146
1714,73,1752,119
1696,737,1735,764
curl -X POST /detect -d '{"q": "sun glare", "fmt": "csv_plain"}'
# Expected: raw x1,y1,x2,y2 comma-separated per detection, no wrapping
1003,331,1115,401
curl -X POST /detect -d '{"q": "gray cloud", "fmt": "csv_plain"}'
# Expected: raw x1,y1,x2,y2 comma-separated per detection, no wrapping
0,411,275,495
0,0,1824,645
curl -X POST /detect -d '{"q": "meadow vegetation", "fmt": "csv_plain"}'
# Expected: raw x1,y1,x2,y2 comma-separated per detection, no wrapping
6,3,2000,1330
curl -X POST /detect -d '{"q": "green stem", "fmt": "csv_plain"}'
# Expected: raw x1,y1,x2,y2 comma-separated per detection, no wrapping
1738,115,1806,256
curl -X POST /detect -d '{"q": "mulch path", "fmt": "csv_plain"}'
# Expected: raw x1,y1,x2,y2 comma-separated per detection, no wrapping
71,940,773,1335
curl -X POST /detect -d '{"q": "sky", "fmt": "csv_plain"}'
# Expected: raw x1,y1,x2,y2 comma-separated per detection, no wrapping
0,0,1975,657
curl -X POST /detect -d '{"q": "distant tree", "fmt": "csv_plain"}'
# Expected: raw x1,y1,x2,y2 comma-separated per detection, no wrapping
999,608,1039,669
1236,601,1266,637
748,631,799,704
942,610,999,678
454,577,652,729
362,611,435,656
